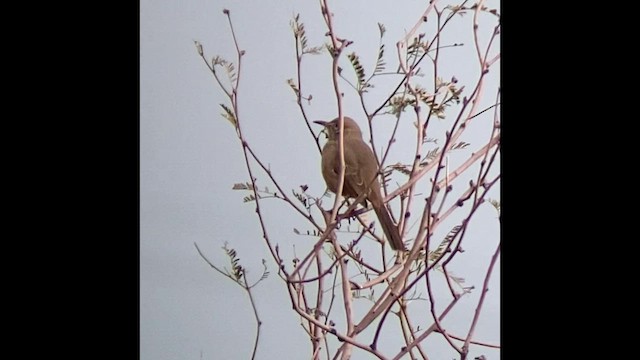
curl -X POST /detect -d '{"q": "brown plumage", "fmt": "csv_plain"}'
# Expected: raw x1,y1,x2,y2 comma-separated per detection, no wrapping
314,116,404,250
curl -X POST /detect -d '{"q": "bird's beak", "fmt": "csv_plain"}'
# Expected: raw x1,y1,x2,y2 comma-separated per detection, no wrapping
313,120,328,127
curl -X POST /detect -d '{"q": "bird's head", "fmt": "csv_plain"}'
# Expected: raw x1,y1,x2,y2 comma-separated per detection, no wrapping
314,116,363,139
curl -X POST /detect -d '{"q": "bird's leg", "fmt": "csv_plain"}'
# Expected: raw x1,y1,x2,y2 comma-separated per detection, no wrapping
333,194,371,223
320,209,342,231
322,197,353,230
340,197,372,219
334,199,354,223
343,205,370,219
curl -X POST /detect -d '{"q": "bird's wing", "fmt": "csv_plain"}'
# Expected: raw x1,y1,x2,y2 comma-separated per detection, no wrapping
344,139,379,196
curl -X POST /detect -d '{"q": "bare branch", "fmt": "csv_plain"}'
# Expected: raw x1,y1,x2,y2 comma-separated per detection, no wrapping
195,2,501,358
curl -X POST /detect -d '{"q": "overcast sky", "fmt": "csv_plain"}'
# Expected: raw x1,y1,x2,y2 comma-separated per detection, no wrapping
141,1,500,359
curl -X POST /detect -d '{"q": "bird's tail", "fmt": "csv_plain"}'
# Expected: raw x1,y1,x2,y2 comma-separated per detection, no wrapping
373,204,405,251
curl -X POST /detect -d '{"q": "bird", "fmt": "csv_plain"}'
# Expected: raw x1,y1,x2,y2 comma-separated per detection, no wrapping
314,116,404,250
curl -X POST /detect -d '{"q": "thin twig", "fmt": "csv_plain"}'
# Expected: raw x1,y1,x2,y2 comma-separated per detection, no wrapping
434,329,500,349
462,242,501,355
398,304,430,360
194,242,263,360
424,253,463,354
291,16,323,154
392,296,460,360
313,248,324,360
194,242,237,281
245,283,262,360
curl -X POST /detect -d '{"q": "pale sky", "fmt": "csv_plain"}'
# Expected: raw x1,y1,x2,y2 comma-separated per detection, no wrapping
141,0,500,359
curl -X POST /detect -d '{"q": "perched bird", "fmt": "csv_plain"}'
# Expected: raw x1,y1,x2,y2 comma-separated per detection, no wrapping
314,116,404,250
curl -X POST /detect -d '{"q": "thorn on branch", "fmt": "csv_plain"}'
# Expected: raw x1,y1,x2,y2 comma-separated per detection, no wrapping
337,37,353,47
